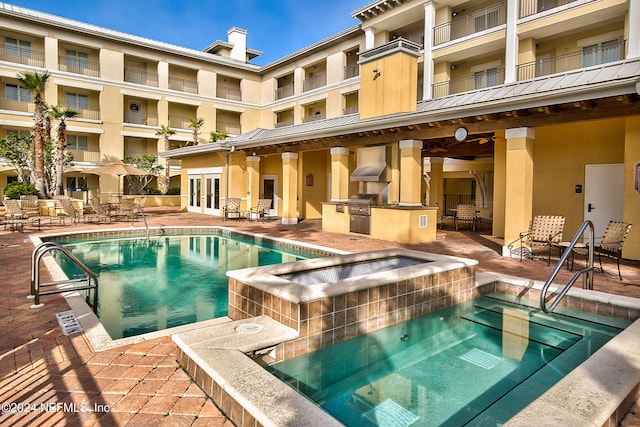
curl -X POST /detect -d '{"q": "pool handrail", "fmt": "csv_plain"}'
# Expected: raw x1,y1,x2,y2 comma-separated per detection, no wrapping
30,241,99,310
540,220,595,313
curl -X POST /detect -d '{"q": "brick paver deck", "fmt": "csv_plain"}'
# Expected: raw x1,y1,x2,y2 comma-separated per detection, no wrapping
1,207,639,426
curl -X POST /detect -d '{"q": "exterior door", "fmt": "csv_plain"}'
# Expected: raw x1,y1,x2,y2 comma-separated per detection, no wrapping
204,174,221,216
261,175,278,217
188,176,201,213
584,164,624,240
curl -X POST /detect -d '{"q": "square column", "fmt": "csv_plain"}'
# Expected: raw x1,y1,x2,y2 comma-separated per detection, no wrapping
330,147,350,202
502,128,535,256
246,156,260,213
399,140,423,206
427,157,444,208
281,152,299,225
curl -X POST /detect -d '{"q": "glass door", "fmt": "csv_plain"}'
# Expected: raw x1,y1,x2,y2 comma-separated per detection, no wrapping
260,175,278,217
188,176,201,213
204,174,221,216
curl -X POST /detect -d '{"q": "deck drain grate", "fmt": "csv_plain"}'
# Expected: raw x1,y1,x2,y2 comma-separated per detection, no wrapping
363,398,419,427
459,348,503,369
56,311,83,336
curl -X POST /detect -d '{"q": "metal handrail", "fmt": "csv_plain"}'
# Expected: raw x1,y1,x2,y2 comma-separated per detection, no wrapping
30,241,98,309
540,220,595,313
133,197,150,238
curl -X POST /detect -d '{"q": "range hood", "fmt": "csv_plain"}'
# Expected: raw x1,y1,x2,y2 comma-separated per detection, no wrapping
350,146,390,182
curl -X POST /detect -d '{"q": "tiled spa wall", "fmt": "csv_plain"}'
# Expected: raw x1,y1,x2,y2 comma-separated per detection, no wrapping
228,265,478,361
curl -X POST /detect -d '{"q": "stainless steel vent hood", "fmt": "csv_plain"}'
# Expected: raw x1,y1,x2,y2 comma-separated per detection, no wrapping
350,146,390,182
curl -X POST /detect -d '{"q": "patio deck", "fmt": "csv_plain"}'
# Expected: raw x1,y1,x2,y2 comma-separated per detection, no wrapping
1,206,639,426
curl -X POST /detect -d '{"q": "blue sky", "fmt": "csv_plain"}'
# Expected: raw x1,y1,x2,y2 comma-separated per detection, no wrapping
7,0,368,65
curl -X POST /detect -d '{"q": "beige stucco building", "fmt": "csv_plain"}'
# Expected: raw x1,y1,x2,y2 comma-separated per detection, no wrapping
1,0,639,260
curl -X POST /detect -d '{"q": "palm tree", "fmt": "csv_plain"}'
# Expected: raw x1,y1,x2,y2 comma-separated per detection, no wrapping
155,124,175,194
49,105,78,195
188,117,204,146
18,70,50,198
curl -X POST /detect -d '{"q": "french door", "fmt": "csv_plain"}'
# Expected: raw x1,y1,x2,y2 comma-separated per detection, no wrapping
188,176,201,213
204,174,221,216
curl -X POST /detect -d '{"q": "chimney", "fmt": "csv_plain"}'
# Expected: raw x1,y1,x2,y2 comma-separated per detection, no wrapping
227,27,247,62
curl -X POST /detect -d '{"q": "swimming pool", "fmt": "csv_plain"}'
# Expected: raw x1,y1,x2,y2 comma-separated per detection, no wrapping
266,292,628,426
45,229,331,339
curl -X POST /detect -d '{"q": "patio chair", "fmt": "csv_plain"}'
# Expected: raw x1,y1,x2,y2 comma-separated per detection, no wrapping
89,197,114,222
223,198,243,220
55,198,97,223
113,197,135,222
3,199,62,230
251,198,272,221
19,194,40,217
508,215,565,264
455,204,477,231
572,221,632,280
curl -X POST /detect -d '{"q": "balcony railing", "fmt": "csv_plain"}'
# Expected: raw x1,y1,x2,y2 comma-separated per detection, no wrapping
343,106,359,115
59,56,100,77
303,73,327,92
302,113,326,123
68,149,100,163
124,111,159,126
0,98,33,113
432,68,505,98
1,45,45,67
168,115,192,129
124,68,159,87
275,84,294,100
434,3,506,46
516,41,625,79
520,0,580,18
360,38,422,61
216,86,242,101
275,119,294,128
60,102,100,120
169,77,198,94
216,120,241,135
344,63,359,79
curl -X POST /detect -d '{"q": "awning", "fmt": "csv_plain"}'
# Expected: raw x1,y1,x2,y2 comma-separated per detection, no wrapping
350,164,386,182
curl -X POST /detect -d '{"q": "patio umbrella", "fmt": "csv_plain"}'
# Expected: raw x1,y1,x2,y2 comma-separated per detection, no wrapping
90,161,150,197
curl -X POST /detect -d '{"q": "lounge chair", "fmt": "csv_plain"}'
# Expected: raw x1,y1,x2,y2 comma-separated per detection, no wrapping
3,199,63,230
89,197,114,222
508,215,565,264
55,198,98,223
572,221,632,280
454,204,477,231
19,194,40,217
251,198,272,221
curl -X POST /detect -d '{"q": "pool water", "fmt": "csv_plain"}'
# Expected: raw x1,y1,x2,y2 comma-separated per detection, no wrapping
267,293,628,426
52,234,317,339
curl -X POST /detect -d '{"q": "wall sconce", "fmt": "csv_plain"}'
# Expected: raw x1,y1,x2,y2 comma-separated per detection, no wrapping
452,11,458,17
373,68,381,80
450,64,456,70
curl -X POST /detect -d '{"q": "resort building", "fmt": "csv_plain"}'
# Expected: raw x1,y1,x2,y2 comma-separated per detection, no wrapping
0,0,639,260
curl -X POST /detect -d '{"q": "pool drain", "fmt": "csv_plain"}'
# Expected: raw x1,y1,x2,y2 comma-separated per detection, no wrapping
459,348,503,369
235,323,264,335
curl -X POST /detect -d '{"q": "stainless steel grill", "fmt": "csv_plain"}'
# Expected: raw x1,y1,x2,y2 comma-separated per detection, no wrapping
348,194,378,234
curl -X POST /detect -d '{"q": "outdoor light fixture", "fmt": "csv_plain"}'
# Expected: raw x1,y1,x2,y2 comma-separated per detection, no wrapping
373,68,381,80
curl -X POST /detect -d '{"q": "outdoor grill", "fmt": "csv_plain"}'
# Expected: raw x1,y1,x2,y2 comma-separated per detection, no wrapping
348,193,380,235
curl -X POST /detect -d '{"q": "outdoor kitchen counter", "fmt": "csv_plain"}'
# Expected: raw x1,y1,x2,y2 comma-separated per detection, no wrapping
321,202,438,244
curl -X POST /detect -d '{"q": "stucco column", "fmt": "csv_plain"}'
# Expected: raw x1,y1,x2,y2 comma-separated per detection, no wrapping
281,152,299,225
623,117,640,260
364,27,376,50
504,0,519,83
246,156,260,213
330,147,350,202
428,157,444,209
399,140,423,206
629,0,640,59
502,127,535,256
422,2,435,100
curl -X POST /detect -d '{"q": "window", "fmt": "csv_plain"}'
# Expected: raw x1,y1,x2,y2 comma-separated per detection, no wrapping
66,93,89,110
5,37,31,59
67,135,88,151
5,84,31,102
66,49,89,70
6,129,31,138
474,68,498,89
582,39,619,67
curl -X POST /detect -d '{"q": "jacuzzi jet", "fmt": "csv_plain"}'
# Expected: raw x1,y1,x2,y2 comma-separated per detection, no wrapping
235,323,264,335
400,334,409,341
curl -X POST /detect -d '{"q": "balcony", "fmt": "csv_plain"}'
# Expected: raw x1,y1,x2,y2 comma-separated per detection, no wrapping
124,111,159,126
516,41,625,80
343,106,359,115
216,120,241,135
1,45,45,67
60,102,100,120
303,73,327,92
168,115,192,129
59,56,100,77
0,98,33,113
217,86,242,101
275,84,294,100
124,68,159,87
169,77,198,94
432,68,505,98
434,3,506,46
520,0,581,19
344,63,359,79
68,149,100,163
302,113,326,123
275,119,294,128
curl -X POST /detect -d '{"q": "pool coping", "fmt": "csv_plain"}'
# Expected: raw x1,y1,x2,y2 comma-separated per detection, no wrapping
30,226,346,351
